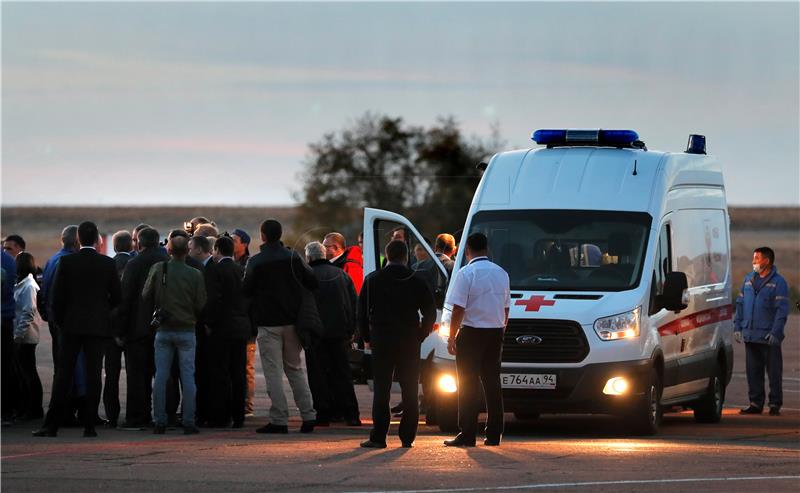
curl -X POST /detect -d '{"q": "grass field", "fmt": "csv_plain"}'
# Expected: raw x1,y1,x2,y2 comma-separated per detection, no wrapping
2,205,798,303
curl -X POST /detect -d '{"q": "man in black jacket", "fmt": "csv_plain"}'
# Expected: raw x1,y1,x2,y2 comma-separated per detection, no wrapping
243,219,318,434
358,240,435,448
204,236,251,427
188,235,218,426
304,242,360,427
34,221,122,437
117,228,168,429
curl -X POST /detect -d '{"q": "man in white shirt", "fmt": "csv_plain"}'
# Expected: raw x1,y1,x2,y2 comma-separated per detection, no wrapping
444,232,510,447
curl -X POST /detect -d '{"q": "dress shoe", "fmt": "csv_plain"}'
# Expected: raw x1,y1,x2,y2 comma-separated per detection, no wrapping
232,421,244,429
345,418,363,427
769,406,781,416
153,424,166,435
401,441,414,448
256,423,288,434
32,428,57,437
300,420,315,433
390,404,403,414
183,426,200,435
739,405,762,415
444,434,476,447
105,420,118,429
484,438,501,446
83,428,98,438
315,419,331,427
360,439,387,449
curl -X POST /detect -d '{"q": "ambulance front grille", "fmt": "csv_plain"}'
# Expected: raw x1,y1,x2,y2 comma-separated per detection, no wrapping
502,319,589,364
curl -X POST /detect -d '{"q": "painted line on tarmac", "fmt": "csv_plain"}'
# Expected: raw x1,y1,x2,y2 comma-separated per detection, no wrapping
732,373,800,382
345,475,800,493
728,403,800,411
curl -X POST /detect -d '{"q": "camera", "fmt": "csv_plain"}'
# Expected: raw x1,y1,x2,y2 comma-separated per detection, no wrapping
150,307,170,330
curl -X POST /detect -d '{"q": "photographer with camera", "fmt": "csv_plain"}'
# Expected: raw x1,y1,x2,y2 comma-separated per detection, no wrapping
143,235,207,435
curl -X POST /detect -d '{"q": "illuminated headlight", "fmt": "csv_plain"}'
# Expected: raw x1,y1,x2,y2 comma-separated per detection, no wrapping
594,307,641,341
438,374,457,393
603,376,629,396
438,306,452,339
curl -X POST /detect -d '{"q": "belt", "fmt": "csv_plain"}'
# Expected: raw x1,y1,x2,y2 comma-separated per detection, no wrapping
461,325,504,331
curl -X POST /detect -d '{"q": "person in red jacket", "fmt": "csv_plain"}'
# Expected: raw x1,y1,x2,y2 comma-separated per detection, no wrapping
322,232,363,294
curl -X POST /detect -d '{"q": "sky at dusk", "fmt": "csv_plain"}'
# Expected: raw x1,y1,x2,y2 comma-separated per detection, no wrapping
2,1,798,206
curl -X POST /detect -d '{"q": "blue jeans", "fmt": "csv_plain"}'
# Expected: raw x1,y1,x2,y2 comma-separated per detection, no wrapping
153,331,196,427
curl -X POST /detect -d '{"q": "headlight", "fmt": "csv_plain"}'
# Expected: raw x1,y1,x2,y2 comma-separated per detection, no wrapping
594,307,641,341
439,306,452,339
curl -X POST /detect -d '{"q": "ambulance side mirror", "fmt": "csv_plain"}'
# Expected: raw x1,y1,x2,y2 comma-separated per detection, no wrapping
657,272,689,313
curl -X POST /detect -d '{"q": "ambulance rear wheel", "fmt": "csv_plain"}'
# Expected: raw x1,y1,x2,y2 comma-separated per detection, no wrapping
693,365,725,423
630,368,662,436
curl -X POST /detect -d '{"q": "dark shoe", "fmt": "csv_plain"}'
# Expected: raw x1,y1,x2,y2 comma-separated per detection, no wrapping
444,434,476,447
94,417,109,427
484,438,501,446
83,427,98,438
345,418,363,427
360,439,387,449
739,405,763,415
401,441,414,448
390,403,403,414
32,427,57,437
153,424,166,435
183,426,200,435
392,410,404,418
300,421,315,433
315,420,331,427
119,422,146,431
769,406,781,416
232,421,244,429
256,423,288,434
105,420,118,429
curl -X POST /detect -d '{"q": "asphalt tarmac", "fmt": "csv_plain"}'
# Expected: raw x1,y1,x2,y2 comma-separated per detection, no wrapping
2,316,798,492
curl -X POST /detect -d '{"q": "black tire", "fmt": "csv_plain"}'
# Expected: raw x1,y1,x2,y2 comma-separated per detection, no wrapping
436,394,459,433
630,368,662,436
693,364,725,423
513,411,541,421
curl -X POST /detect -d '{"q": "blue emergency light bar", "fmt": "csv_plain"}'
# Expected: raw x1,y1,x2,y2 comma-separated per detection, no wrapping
532,129,641,148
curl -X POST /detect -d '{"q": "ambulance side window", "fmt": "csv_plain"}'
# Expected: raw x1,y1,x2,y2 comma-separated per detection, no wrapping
650,223,672,315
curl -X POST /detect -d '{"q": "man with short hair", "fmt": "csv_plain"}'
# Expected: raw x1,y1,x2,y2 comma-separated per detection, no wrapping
117,227,168,429
33,221,122,437
188,235,218,426
243,219,318,434
735,246,790,416
131,224,151,254
444,232,510,447
103,229,134,427
1,250,17,424
144,235,207,435
304,241,361,427
205,236,250,427
232,229,251,268
232,228,255,415
324,232,364,295
358,240,436,448
434,233,456,275
2,235,26,258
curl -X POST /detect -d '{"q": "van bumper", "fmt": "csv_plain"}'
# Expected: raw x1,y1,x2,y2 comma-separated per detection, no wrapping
431,356,653,415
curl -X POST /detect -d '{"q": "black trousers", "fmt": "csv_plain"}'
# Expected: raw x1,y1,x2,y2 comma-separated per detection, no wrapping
206,335,247,425
103,342,124,422
2,317,19,419
15,343,43,418
44,334,107,430
194,330,208,423
455,326,504,442
745,342,783,408
370,340,420,445
124,336,154,426
307,338,360,422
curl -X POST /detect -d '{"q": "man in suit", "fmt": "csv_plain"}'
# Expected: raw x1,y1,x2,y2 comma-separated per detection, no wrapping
103,230,134,427
304,241,361,427
117,227,168,430
358,240,436,448
204,236,250,427
33,221,122,437
188,235,218,426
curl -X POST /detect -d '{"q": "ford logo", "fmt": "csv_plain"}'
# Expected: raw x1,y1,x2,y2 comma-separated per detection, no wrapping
516,335,543,345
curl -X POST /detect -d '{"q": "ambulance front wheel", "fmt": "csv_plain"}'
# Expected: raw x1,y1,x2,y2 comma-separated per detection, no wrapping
629,368,662,436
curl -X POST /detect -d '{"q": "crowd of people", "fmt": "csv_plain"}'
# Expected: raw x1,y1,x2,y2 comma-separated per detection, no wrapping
0,217,469,447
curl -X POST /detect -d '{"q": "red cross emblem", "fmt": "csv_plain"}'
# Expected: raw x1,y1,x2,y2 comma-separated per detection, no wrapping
515,295,556,312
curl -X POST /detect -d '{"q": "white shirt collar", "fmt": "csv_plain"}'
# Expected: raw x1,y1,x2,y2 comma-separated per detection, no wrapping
468,255,488,265
80,246,96,251
201,256,212,266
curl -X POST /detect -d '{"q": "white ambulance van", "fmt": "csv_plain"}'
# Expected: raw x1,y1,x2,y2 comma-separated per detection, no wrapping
363,129,733,435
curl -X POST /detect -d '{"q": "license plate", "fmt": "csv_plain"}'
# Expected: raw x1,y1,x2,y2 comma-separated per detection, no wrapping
501,373,557,389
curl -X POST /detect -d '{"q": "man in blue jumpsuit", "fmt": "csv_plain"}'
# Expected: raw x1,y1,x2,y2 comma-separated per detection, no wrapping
734,247,790,416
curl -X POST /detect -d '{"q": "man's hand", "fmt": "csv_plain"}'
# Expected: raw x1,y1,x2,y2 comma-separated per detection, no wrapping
447,336,457,355
734,331,742,344
114,336,125,348
766,333,781,346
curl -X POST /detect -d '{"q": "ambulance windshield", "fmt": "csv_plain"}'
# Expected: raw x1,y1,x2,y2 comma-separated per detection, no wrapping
465,209,652,292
